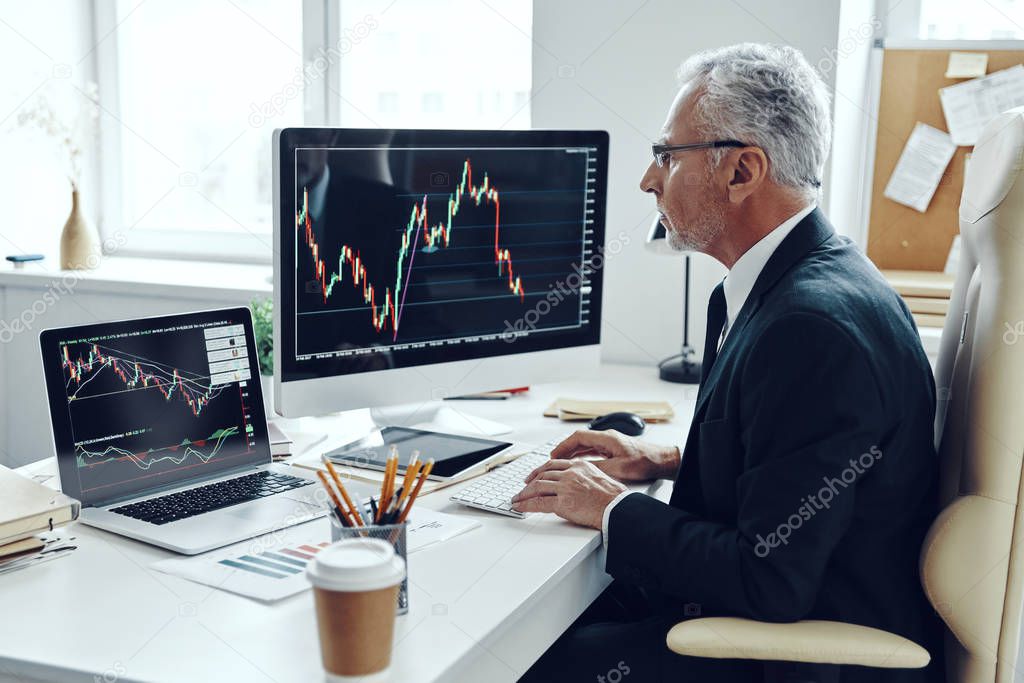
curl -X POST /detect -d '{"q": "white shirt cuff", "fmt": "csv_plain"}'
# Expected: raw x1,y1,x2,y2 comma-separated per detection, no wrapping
601,489,636,548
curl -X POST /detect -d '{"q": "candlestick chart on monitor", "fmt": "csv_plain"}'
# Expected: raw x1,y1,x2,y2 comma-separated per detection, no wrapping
57,321,260,497
293,146,598,359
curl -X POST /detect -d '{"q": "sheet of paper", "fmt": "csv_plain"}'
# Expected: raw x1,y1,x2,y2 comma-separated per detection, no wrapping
945,51,988,79
150,508,480,602
883,123,956,213
939,65,1024,145
404,507,481,552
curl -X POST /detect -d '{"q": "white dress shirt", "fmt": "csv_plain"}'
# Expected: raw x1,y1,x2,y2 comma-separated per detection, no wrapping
600,203,817,547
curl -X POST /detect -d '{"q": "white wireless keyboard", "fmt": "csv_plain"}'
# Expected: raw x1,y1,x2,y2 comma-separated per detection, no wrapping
449,436,564,518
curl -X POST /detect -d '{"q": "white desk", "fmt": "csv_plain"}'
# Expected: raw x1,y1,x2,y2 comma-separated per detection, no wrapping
0,364,695,683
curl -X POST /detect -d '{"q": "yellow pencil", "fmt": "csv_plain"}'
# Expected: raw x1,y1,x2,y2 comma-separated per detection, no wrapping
316,470,353,526
378,454,397,522
323,458,364,527
396,451,421,508
397,459,434,523
397,460,421,506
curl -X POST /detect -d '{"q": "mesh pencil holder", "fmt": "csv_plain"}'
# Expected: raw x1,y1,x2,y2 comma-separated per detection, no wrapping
329,517,409,615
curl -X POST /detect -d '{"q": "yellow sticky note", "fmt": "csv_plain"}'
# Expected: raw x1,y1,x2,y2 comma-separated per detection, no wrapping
945,52,988,79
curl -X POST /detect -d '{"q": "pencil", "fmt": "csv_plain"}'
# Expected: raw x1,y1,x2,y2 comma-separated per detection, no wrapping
323,457,364,527
316,470,351,527
397,458,434,523
400,451,420,498
396,456,422,510
378,454,397,523
385,485,403,524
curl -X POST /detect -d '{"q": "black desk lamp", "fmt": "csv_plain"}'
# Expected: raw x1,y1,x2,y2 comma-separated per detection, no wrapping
646,216,701,384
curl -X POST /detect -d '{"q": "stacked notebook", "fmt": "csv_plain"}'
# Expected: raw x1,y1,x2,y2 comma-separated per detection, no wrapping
268,421,293,461
543,398,675,422
882,270,954,330
0,464,80,573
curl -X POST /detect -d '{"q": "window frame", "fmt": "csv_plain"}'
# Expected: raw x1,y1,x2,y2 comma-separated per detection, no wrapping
882,0,1024,42
91,0,335,264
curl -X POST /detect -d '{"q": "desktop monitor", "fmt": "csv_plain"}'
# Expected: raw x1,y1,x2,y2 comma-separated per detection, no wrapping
272,128,608,419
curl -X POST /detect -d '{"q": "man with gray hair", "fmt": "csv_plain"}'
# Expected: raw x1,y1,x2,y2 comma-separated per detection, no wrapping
516,43,942,682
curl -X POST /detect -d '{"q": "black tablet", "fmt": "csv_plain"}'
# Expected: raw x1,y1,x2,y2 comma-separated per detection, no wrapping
325,427,512,481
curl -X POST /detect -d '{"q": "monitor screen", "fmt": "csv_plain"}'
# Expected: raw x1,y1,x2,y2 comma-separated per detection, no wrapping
39,308,270,506
276,128,608,383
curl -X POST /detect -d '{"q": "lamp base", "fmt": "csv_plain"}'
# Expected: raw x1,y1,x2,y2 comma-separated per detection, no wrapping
657,347,702,384
658,359,702,384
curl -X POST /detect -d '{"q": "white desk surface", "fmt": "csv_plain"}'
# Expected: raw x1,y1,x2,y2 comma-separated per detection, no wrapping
0,363,696,683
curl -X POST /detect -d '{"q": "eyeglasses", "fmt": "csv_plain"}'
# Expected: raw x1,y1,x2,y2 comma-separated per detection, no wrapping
651,140,747,168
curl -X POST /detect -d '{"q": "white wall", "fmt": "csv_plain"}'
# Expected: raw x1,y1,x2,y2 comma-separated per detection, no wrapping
531,0,848,366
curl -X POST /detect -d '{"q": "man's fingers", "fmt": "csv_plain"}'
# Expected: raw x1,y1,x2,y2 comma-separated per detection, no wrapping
549,430,619,460
588,458,617,476
511,495,559,514
512,480,560,503
525,458,572,483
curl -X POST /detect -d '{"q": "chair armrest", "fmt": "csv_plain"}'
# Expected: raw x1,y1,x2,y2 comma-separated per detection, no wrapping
666,617,930,669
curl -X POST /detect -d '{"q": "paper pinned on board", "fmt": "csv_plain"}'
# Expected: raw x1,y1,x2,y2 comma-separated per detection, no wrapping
945,52,988,79
939,64,1024,146
883,123,956,213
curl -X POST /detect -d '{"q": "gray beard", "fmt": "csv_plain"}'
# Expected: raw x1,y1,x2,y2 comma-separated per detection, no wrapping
665,204,726,253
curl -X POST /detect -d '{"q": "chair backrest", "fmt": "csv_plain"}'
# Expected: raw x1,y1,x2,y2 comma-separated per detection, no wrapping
924,106,1024,683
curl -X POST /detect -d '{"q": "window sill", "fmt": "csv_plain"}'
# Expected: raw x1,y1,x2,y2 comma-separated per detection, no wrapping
0,255,272,300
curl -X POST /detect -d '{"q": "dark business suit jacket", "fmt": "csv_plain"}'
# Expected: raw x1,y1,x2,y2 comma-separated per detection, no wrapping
606,209,944,682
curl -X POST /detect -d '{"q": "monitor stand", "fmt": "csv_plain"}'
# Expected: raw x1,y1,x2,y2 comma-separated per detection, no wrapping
369,401,513,437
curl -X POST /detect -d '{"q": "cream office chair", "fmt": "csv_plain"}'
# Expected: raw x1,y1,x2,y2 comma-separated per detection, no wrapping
664,107,1024,682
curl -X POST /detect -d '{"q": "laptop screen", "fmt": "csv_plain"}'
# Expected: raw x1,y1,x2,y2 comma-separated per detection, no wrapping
39,308,271,507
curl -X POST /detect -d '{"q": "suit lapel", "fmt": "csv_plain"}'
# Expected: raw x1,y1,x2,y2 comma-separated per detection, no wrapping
692,208,836,419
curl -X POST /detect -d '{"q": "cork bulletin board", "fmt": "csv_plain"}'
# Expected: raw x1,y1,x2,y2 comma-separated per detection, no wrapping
867,49,1024,271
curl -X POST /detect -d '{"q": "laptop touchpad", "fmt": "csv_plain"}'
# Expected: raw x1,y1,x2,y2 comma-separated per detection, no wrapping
227,497,302,524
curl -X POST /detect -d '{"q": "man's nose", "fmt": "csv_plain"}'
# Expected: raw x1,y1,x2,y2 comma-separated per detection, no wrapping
639,161,660,195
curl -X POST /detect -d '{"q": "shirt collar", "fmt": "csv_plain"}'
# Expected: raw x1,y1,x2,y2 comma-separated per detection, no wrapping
722,203,816,329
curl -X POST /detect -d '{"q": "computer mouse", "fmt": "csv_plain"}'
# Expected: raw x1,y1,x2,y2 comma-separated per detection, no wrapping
588,411,646,436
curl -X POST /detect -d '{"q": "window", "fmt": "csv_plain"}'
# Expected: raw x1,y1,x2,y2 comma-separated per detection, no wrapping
335,0,532,129
108,0,303,252
10,0,534,262
918,0,1024,40
0,2,95,256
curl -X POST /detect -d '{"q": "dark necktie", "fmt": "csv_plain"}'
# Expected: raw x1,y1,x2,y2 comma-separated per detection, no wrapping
699,282,727,386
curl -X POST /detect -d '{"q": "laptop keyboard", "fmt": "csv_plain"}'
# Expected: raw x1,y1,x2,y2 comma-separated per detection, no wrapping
110,471,312,525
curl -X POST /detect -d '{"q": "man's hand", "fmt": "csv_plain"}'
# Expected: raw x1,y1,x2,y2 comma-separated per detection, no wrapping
541,429,681,483
511,460,627,529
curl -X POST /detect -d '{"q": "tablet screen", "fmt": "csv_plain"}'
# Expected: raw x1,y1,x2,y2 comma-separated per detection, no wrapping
325,427,512,480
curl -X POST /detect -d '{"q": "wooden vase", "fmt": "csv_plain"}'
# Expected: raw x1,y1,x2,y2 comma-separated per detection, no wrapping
60,188,101,270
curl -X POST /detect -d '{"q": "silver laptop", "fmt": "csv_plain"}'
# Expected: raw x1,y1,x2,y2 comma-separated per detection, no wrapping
39,307,364,555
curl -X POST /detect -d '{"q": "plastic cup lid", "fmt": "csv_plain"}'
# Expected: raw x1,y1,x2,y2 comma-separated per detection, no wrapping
306,538,406,592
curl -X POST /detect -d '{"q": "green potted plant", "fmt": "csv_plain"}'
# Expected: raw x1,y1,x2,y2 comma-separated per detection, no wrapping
250,297,275,416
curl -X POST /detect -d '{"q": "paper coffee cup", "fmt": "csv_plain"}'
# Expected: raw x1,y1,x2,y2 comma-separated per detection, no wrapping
307,538,406,682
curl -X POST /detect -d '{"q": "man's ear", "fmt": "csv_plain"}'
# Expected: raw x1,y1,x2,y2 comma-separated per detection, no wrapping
725,147,769,204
